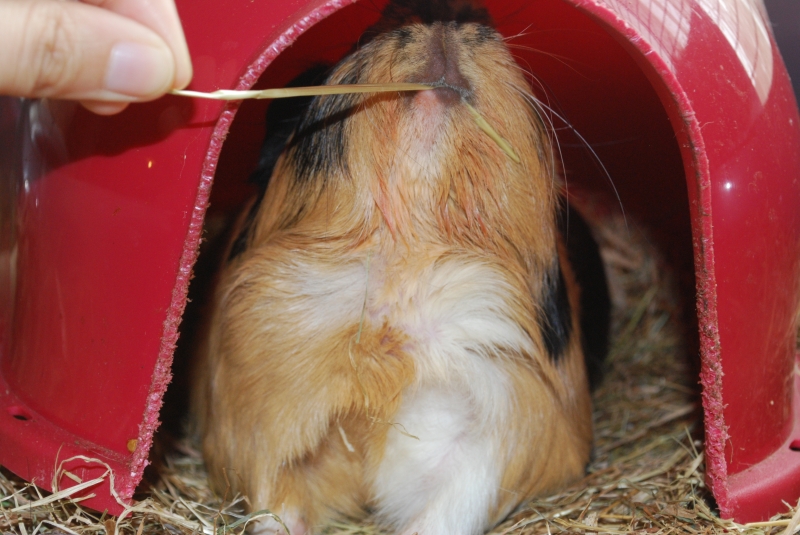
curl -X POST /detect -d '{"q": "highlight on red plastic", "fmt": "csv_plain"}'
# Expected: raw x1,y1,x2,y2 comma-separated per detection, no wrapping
0,0,798,522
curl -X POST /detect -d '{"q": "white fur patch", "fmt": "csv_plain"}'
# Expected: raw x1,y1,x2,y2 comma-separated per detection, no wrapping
372,387,504,535
370,257,531,535
250,254,368,336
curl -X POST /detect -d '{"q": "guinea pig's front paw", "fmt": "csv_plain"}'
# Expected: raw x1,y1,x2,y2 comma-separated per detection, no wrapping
249,512,307,535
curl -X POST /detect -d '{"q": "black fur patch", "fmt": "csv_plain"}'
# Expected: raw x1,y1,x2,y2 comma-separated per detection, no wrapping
468,23,499,43
251,66,331,194
382,0,491,25
227,202,258,261
286,65,361,184
370,0,492,35
559,203,611,389
393,27,414,47
228,65,330,261
540,261,573,364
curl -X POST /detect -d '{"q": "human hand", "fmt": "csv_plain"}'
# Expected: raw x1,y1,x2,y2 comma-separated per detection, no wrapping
0,0,193,115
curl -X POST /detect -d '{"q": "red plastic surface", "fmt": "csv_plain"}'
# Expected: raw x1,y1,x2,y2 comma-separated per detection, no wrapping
0,0,798,522
725,365,800,521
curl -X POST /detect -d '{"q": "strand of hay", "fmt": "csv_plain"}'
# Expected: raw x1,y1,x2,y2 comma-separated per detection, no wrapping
2,214,798,535
170,84,431,101
171,84,520,163
463,102,520,163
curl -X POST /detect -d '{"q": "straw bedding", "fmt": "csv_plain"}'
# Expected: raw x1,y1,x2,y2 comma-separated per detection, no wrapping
2,213,798,535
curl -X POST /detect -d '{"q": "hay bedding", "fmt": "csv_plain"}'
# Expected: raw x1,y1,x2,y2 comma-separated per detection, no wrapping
2,214,798,535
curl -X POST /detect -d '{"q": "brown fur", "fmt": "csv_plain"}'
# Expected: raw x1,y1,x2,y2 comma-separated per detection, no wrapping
193,13,593,535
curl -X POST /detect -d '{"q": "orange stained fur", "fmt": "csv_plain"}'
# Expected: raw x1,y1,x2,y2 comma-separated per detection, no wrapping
193,16,593,535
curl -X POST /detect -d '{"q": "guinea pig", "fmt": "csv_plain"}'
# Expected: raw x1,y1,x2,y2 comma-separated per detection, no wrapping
192,1,609,533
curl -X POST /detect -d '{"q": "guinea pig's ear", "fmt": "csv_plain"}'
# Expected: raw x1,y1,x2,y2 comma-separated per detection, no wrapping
249,65,332,196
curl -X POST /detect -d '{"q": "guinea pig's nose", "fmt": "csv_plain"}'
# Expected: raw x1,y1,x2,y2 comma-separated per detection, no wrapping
418,23,470,105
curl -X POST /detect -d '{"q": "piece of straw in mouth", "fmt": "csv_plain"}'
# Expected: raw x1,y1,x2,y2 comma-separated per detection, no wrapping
463,102,521,163
170,83,431,100
171,83,520,163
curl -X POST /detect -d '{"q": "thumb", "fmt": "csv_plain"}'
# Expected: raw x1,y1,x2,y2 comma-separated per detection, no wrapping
0,0,178,104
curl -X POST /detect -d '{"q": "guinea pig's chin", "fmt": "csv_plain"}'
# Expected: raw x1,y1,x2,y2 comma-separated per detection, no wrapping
413,87,460,119
408,89,457,142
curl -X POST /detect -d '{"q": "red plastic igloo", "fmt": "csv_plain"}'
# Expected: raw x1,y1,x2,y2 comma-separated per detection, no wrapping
0,0,798,523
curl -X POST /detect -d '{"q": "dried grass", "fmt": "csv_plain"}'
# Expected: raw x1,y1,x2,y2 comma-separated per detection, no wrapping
2,214,798,535
169,84,431,101
171,85,521,163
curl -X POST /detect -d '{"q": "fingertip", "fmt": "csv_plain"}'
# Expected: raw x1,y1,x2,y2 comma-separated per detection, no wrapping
107,0,194,91
172,52,193,91
166,19,192,90
80,100,129,115
104,41,174,98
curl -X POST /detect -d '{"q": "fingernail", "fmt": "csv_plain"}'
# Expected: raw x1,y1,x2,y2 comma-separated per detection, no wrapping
104,42,173,98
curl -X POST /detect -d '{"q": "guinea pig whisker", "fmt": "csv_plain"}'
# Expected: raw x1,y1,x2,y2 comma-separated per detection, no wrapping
510,61,565,193
509,60,559,109
513,86,627,227
500,24,536,43
505,44,591,79
507,83,562,210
